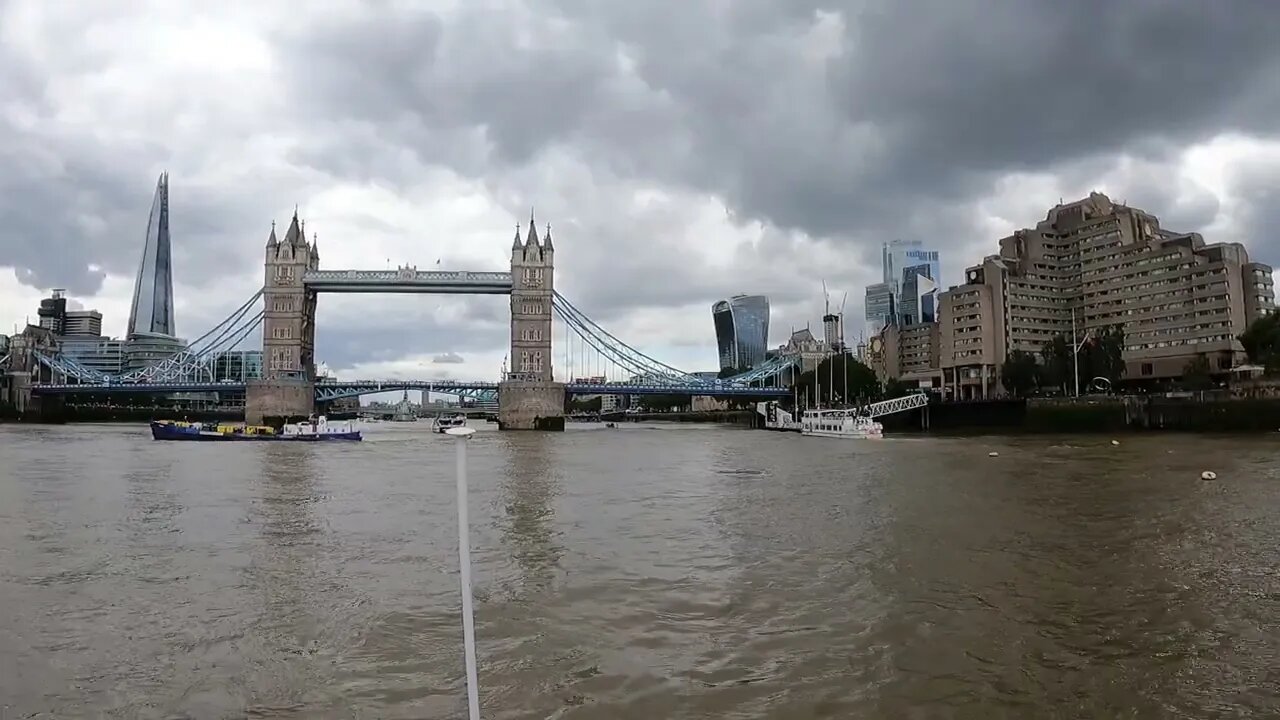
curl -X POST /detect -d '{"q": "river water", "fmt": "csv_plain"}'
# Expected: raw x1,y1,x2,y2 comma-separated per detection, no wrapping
2,422,1279,718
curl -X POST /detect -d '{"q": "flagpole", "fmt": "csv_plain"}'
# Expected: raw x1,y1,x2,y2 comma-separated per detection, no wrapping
446,426,481,720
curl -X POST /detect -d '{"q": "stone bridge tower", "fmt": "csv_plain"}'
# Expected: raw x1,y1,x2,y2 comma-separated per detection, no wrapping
498,212,565,430
246,211,318,425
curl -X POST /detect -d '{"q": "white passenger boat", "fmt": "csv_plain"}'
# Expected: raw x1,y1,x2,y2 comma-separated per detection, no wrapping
800,408,883,439
431,413,468,434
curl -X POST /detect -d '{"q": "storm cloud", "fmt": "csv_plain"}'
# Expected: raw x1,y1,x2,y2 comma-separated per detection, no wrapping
3,0,1280,377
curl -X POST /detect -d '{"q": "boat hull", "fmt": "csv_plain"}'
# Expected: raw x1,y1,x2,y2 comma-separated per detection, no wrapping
150,422,361,442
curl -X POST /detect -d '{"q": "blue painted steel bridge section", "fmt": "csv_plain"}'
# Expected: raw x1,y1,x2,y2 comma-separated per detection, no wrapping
23,286,798,400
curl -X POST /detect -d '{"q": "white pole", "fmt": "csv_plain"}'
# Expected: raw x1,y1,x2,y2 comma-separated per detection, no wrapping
446,426,481,720
1071,307,1079,398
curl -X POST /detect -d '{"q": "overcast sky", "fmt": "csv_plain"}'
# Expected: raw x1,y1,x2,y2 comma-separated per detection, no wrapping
3,0,1280,383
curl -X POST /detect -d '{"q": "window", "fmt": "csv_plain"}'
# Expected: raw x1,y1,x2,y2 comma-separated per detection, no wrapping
272,326,293,339
1141,363,1153,376
521,268,544,287
272,298,293,312
1219,356,1233,370
520,328,544,341
520,302,544,315
274,266,295,284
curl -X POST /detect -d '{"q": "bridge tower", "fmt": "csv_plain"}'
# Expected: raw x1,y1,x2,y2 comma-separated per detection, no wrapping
246,211,318,425
498,212,565,430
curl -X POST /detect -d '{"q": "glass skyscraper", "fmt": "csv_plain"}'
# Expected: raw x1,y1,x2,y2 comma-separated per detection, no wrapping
864,283,895,332
868,239,942,332
712,295,770,371
899,264,938,325
127,172,177,339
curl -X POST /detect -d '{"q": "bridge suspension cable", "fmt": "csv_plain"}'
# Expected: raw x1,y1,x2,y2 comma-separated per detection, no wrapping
551,291,702,384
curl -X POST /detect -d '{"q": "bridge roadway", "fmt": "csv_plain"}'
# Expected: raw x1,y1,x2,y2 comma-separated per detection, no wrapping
302,269,513,294
30,379,791,399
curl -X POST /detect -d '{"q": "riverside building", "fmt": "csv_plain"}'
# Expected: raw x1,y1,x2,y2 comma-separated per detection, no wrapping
872,192,1274,398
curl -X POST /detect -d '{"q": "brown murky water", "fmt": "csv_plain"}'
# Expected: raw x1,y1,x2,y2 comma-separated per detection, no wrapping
2,423,1280,718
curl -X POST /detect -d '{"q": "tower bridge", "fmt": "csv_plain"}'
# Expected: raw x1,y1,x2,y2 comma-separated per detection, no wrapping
250,212,562,429
8,208,796,426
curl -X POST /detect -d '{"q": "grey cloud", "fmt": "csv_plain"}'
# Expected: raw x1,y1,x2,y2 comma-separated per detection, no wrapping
275,0,1280,294
432,352,465,364
5,0,1280,375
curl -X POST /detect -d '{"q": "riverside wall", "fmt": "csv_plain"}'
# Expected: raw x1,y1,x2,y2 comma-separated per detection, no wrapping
881,391,1280,434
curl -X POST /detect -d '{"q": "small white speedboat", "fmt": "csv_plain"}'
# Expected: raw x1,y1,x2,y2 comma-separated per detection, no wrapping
431,413,468,434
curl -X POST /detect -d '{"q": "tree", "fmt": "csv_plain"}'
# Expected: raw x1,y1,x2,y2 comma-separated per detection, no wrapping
1081,324,1125,389
1181,354,1214,391
1039,335,1072,394
883,378,913,400
794,353,880,406
1000,350,1039,397
1239,313,1280,373
1041,324,1125,395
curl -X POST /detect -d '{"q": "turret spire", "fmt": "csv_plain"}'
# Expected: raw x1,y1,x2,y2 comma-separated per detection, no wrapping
283,210,302,246
525,208,539,246
543,223,553,251
266,220,278,247
512,223,523,251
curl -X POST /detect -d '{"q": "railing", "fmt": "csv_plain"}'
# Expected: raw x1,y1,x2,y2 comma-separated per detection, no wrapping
864,392,930,418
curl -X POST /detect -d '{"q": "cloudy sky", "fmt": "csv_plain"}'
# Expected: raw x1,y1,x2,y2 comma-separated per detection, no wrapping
3,0,1280,383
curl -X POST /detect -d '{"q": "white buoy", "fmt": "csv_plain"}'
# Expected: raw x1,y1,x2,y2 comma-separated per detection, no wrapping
1201,470,1217,481
988,451,999,457
446,426,481,720
1111,440,1120,446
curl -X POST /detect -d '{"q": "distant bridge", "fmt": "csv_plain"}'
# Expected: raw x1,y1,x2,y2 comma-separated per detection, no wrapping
30,378,790,400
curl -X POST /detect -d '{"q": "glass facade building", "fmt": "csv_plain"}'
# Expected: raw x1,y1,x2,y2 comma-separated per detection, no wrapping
127,172,177,339
864,283,895,332
712,294,770,371
899,264,938,325
60,337,126,376
883,240,942,295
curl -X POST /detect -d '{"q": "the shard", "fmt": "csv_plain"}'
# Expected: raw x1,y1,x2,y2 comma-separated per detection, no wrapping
127,172,176,338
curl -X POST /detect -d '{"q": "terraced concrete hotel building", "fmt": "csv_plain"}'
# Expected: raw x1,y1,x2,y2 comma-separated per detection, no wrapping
873,192,1274,399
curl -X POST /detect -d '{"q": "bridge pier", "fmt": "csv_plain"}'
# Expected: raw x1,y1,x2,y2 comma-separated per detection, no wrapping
245,378,314,426
498,381,565,430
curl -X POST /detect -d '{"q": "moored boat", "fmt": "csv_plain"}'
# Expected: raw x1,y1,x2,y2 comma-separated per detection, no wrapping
150,415,362,442
800,408,883,439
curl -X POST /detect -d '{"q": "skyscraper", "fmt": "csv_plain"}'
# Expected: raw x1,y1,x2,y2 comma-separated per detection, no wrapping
712,295,770,371
127,172,176,339
899,264,938,325
870,239,942,332
864,283,894,333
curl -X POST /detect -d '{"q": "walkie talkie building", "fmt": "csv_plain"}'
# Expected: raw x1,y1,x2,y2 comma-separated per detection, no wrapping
712,294,770,371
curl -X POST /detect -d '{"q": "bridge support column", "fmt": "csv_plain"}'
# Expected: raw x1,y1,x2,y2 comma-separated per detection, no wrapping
498,381,565,431
246,379,314,426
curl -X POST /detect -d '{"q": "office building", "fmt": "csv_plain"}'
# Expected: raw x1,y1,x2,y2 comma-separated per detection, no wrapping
932,192,1274,398
868,322,941,390
60,337,126,376
124,172,187,370
63,310,103,337
864,283,894,333
884,240,942,305
884,240,941,290
712,294,770,371
899,264,938,325
37,290,68,334
127,172,177,339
